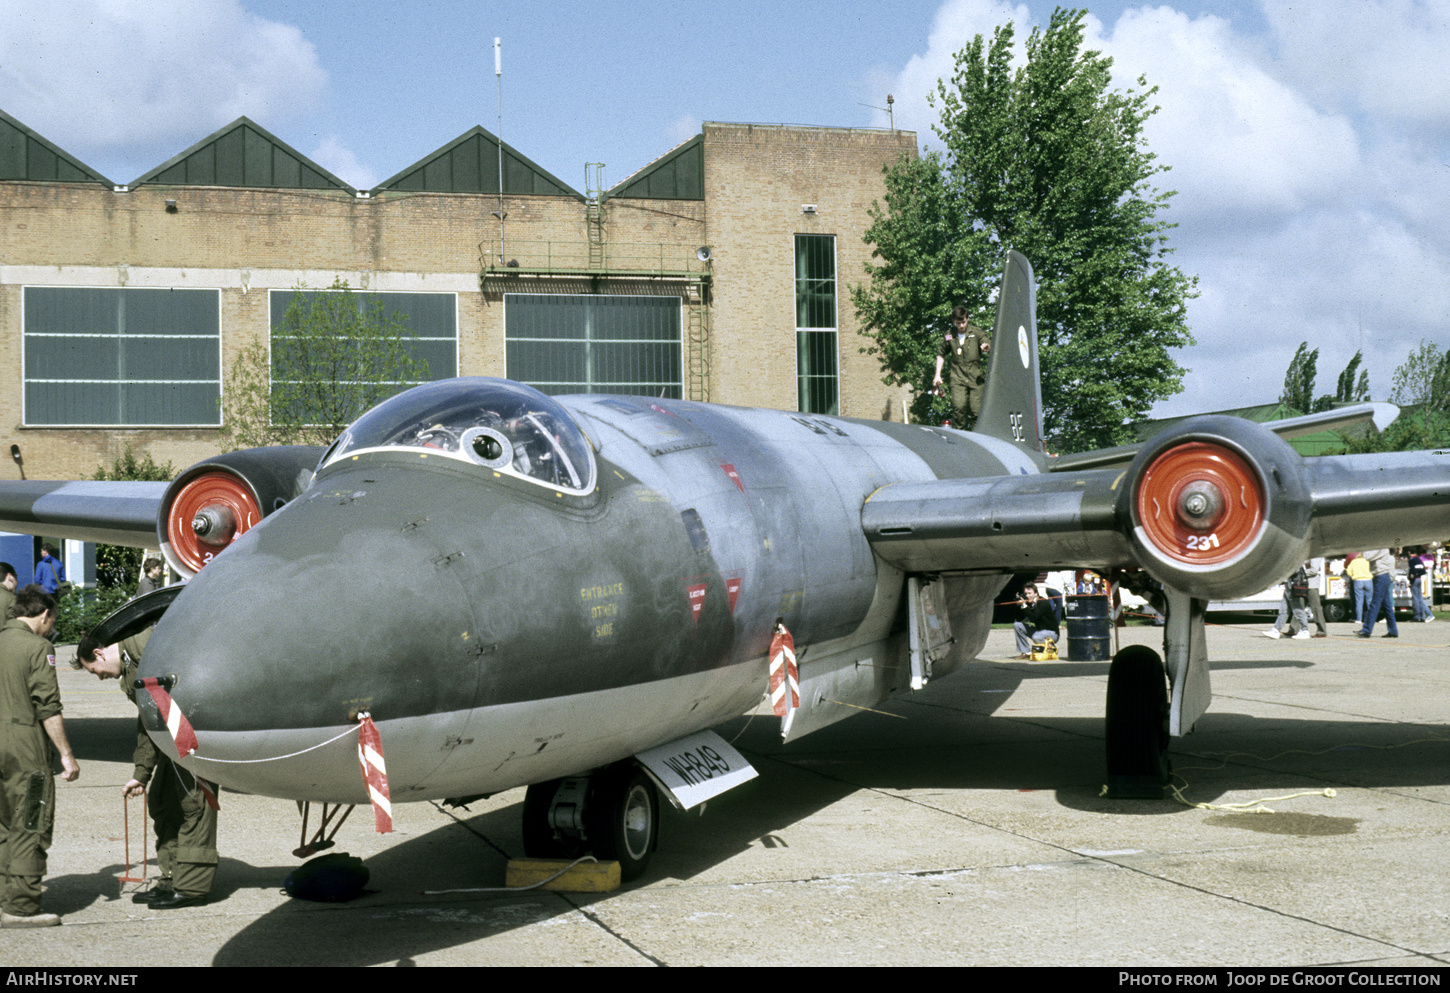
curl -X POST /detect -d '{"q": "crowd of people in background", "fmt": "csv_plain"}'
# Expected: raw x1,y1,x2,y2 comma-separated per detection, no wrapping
1266,547,1438,641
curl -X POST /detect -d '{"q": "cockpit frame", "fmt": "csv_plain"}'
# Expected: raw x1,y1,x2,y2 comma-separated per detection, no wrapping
320,378,597,494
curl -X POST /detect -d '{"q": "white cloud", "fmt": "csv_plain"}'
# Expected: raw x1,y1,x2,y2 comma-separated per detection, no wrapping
1094,6,1361,223
867,0,1033,141
0,0,328,171
309,135,377,192
666,114,702,147
1263,0,1450,131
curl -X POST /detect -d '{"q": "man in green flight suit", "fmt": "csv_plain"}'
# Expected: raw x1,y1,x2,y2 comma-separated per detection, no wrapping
77,626,218,909
931,303,992,429
0,585,79,928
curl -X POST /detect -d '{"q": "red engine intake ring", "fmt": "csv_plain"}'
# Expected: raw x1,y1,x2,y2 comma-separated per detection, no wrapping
1134,441,1265,566
166,470,262,574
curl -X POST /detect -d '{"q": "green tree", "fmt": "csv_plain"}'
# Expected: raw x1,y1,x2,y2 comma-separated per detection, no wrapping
852,8,1197,450
1334,350,1370,404
1388,339,1450,411
221,279,430,450
1331,341,1450,453
90,445,175,589
1280,344,1370,415
1280,342,1321,414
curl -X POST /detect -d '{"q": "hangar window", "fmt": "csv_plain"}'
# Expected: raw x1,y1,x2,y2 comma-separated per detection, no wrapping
795,234,838,415
267,288,458,421
23,287,221,426
505,294,682,398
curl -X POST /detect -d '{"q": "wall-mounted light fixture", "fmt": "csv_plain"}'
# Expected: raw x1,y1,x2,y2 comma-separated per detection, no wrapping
10,444,24,480
165,199,178,213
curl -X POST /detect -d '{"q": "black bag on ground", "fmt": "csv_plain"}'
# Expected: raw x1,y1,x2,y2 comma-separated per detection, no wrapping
283,852,370,902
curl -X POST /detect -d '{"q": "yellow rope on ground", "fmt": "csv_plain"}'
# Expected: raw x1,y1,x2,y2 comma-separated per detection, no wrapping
1152,732,1450,812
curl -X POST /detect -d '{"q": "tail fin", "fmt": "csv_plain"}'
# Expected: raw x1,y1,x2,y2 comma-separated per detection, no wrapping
976,250,1045,453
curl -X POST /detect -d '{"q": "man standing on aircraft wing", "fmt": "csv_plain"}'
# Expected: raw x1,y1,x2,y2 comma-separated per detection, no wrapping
76,626,218,909
932,304,991,428
0,585,78,928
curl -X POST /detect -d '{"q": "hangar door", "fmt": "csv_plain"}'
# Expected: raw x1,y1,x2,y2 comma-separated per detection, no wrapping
505,294,682,398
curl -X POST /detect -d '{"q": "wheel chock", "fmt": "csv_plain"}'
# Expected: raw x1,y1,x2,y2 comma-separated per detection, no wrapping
505,859,621,892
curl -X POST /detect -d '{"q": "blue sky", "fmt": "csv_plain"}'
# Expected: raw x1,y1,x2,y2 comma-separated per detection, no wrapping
4,0,1448,421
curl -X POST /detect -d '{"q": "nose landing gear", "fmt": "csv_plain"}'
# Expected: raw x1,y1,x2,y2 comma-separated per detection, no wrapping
521,761,660,881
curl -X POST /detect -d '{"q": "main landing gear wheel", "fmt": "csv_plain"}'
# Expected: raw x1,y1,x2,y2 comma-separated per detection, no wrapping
587,764,659,882
1105,645,1170,799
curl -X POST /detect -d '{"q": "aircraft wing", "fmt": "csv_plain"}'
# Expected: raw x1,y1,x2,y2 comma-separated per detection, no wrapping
865,412,1450,603
0,480,168,547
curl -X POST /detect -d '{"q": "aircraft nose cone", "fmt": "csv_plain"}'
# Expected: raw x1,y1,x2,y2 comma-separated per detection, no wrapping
139,469,483,798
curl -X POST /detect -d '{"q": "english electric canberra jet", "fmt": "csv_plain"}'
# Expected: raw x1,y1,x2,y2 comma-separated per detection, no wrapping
4,251,1446,879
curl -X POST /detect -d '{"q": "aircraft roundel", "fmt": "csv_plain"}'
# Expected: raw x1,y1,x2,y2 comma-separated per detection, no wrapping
1017,325,1030,368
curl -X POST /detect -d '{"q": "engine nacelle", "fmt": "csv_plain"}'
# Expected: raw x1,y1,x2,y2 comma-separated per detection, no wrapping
158,446,325,577
1120,416,1312,601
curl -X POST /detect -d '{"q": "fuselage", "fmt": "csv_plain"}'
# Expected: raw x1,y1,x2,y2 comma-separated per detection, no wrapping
138,385,1041,803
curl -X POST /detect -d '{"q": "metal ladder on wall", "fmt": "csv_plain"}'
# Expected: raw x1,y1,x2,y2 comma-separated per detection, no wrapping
585,163,606,270
686,288,709,402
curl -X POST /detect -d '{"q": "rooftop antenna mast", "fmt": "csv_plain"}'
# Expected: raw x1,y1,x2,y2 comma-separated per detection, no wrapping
857,94,895,130
494,37,507,264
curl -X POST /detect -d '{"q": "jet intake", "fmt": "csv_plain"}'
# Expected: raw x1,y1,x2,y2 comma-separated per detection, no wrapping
158,446,325,577
1121,416,1312,601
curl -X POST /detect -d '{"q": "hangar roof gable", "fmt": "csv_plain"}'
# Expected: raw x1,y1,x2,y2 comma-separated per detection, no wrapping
131,117,355,192
605,134,702,201
372,126,583,200
0,109,112,186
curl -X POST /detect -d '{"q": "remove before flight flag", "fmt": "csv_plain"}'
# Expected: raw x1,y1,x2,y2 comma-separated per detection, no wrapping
357,713,394,833
769,623,799,738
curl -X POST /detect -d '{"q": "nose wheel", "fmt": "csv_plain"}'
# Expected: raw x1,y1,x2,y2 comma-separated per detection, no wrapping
1104,645,1170,798
587,765,659,881
520,762,660,881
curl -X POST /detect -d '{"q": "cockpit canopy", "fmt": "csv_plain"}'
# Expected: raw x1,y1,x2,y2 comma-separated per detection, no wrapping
323,378,595,493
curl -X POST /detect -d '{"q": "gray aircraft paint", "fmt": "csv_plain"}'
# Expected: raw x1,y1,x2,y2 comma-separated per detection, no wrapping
14,249,1450,815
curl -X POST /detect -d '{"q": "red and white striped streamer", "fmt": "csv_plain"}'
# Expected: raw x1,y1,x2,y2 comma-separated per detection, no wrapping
356,714,393,834
768,627,799,718
140,678,198,759
195,777,220,812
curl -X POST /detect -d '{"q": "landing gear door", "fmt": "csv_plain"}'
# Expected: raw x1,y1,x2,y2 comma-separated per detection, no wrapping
635,730,758,811
908,576,954,690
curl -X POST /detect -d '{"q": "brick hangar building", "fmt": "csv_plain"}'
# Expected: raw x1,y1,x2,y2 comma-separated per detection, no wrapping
0,110,918,488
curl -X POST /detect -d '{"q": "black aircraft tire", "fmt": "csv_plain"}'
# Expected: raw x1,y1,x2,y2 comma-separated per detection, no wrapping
1105,645,1170,798
587,764,659,882
521,779,584,860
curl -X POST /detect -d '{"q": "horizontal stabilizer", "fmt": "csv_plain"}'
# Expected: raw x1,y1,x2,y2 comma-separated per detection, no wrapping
1050,403,1392,474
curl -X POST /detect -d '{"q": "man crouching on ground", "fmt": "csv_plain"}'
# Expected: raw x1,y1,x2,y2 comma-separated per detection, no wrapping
1012,583,1060,661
